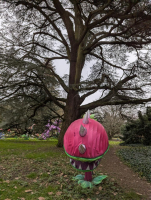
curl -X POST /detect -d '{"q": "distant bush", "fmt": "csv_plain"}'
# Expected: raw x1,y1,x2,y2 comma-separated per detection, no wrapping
120,107,151,146
0,132,5,139
21,134,29,140
117,147,151,182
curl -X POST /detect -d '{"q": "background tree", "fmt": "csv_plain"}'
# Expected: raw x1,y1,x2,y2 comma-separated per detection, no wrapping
120,107,151,145
1,0,151,147
0,55,64,134
92,106,125,140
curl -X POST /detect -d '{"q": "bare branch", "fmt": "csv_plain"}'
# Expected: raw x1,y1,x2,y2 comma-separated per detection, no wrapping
53,0,75,45
16,0,70,52
44,59,69,93
32,71,65,109
80,74,137,111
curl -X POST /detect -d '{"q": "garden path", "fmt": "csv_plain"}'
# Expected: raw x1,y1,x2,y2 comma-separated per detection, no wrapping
98,146,151,200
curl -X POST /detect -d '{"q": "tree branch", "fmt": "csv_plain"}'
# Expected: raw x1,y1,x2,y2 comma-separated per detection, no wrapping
33,31,65,44
53,0,75,45
80,74,137,112
15,0,70,52
32,71,65,109
88,52,127,71
44,59,69,93
79,89,98,105
86,40,151,53
22,42,68,58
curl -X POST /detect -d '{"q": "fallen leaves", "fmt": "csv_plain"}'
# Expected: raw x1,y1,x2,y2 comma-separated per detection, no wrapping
4,180,10,183
136,193,142,196
56,181,60,184
38,197,45,200
48,192,53,195
56,191,62,196
48,191,62,196
15,177,20,180
99,186,102,191
25,189,32,193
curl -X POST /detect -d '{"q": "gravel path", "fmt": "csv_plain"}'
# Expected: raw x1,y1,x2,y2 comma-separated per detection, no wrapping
98,146,151,200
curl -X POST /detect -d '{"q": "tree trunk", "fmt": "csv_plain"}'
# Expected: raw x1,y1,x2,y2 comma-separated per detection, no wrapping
57,90,81,147
57,43,83,147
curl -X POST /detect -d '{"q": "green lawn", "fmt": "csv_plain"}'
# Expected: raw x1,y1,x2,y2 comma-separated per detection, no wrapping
0,139,144,200
109,140,122,146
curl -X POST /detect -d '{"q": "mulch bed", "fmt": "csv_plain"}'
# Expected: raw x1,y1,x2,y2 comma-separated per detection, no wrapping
98,146,151,199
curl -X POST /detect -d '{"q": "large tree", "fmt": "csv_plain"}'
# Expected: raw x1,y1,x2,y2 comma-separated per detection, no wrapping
1,0,151,147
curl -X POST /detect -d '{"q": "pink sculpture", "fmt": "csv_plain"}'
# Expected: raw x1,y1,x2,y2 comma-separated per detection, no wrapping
64,111,109,188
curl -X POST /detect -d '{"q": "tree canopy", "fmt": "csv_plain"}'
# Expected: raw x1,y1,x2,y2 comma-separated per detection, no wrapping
0,55,64,133
1,0,151,146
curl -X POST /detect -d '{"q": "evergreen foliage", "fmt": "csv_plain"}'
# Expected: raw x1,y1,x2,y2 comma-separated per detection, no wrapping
120,107,151,145
0,55,64,134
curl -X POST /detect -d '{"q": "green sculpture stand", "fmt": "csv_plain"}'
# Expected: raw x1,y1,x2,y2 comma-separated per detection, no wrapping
72,174,107,188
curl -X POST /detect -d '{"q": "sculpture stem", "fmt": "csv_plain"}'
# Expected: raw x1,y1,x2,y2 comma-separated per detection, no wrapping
84,171,92,181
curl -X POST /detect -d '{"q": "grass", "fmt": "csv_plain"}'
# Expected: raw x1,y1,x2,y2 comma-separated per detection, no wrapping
0,139,146,200
109,140,122,146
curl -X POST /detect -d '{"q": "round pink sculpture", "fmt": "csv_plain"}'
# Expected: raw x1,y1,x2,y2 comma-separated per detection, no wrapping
64,111,109,182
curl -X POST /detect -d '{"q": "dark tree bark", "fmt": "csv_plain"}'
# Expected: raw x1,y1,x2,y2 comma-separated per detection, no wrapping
57,89,81,147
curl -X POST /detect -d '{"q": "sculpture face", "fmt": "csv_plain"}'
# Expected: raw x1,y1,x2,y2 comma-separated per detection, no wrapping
69,158,101,171
64,116,109,172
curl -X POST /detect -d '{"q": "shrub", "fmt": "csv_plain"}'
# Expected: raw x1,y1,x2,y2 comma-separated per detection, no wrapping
120,107,151,146
0,132,5,139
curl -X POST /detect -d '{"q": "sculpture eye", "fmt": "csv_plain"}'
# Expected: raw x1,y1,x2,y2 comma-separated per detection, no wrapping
79,144,86,154
79,125,87,137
